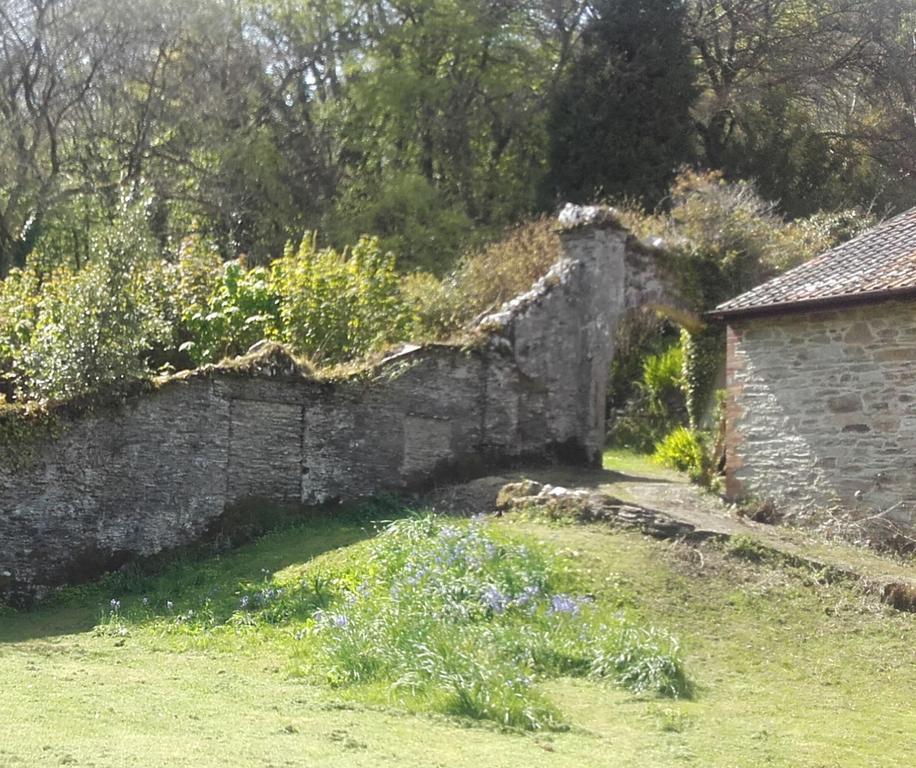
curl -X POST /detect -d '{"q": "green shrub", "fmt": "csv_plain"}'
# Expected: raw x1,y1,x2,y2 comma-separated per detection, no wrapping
271,234,412,363
642,344,685,412
653,426,710,484
401,272,465,342
177,233,414,367
608,336,688,452
0,268,41,397
180,258,281,366
8,203,172,401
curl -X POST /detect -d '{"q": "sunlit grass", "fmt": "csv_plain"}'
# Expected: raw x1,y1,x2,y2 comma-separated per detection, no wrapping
2,501,915,766
94,513,687,730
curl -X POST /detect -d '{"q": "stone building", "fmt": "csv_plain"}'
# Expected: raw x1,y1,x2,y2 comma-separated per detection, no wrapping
712,207,916,523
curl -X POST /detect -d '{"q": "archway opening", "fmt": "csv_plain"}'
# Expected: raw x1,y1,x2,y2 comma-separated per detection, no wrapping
605,305,724,484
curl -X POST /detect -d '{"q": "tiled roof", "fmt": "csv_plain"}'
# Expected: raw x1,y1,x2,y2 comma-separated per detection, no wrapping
712,206,916,318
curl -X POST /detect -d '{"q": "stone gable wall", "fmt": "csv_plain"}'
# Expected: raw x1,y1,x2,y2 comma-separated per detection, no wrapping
0,210,668,603
726,300,916,523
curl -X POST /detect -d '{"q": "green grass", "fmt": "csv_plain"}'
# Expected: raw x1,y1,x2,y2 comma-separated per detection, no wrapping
286,515,686,729
602,446,682,481
2,505,915,766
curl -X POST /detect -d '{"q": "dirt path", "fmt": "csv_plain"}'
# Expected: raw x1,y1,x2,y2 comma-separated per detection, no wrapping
422,459,916,599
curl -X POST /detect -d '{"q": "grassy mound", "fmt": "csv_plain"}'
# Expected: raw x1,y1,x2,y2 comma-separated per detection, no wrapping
95,512,686,731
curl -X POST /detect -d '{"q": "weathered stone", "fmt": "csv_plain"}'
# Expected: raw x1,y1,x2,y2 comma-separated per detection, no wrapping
495,480,544,510
419,476,513,516
827,394,862,413
844,322,874,345
725,300,916,524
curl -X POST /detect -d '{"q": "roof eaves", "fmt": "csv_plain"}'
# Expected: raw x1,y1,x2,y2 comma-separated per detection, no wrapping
706,285,916,322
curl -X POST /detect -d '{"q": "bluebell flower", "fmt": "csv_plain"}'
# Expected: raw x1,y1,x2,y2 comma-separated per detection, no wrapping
481,586,509,614
514,585,540,607
549,594,581,616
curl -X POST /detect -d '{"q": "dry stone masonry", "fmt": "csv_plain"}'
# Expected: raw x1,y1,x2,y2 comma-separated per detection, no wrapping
0,206,670,604
725,300,916,523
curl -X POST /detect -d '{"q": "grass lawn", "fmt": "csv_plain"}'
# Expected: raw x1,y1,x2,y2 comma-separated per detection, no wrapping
1,497,914,766
601,447,681,481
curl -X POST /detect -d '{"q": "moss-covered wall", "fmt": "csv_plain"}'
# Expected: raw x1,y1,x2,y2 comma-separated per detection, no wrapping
0,206,670,603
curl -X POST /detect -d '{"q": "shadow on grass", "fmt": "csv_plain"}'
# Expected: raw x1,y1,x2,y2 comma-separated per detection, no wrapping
0,500,392,644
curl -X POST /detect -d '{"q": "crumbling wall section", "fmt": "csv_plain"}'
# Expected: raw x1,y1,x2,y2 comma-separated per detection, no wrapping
0,207,668,603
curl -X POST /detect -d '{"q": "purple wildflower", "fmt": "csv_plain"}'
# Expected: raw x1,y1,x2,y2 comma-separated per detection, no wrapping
481,586,509,614
549,594,581,617
514,585,540,607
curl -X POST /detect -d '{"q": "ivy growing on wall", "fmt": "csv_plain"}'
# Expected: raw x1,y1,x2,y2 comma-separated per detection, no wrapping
680,326,724,429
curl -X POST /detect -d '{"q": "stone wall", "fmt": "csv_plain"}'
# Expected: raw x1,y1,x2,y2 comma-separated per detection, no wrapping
0,208,666,603
725,300,916,523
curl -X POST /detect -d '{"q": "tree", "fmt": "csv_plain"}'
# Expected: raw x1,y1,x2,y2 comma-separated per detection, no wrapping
324,0,592,269
684,0,916,217
544,0,699,207
0,0,123,276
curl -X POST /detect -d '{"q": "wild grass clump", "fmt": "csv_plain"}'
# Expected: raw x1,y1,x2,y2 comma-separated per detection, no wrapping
407,219,561,341
294,516,688,728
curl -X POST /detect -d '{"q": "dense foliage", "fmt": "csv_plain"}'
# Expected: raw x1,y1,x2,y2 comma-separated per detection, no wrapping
0,202,418,401
546,0,698,206
0,167,872,406
0,202,173,401
2,0,915,282
0,202,572,401
609,171,872,477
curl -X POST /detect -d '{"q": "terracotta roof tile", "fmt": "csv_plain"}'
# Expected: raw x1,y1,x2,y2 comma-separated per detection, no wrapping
713,206,916,317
